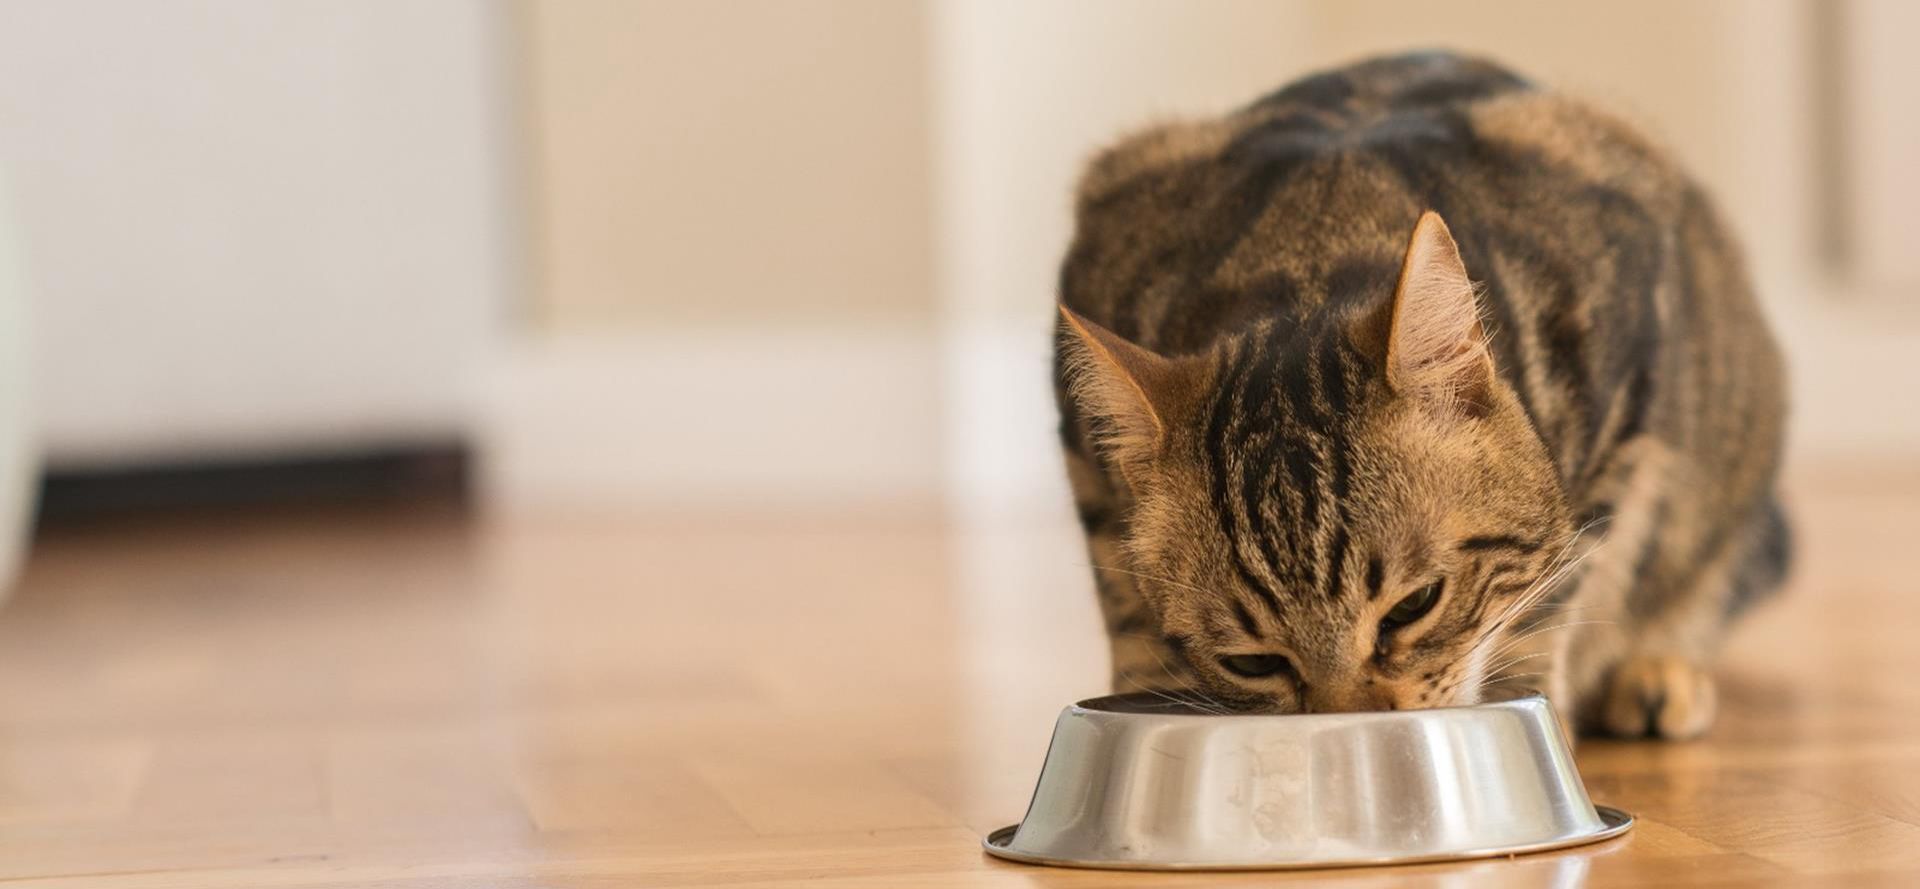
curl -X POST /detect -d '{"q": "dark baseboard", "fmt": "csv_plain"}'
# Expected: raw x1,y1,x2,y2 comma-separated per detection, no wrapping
37,445,471,523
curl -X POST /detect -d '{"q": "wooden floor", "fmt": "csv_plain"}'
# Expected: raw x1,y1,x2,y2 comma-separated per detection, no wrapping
0,468,1916,888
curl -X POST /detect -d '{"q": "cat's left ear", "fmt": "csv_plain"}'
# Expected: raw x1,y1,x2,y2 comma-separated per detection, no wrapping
1057,305,1207,485
1375,211,1497,415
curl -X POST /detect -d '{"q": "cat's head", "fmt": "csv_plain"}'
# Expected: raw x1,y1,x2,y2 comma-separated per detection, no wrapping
1061,211,1574,713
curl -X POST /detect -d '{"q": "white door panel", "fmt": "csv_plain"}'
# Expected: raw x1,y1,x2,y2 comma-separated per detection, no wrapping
0,1,512,467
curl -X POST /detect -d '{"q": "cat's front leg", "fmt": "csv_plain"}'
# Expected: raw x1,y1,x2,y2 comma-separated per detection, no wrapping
1599,654,1717,739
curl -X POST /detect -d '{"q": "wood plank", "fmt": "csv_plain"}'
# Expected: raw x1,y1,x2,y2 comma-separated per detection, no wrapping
0,469,1910,886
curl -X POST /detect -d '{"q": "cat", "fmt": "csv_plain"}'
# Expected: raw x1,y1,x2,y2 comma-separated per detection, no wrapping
1053,51,1789,739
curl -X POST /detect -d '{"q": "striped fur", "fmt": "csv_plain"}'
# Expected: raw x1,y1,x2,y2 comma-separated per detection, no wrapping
1054,52,1788,738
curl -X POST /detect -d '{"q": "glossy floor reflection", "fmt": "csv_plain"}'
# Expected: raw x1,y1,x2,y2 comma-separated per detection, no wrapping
0,466,1912,886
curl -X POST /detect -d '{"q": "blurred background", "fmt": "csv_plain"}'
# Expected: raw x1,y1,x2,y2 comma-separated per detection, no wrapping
0,0,1915,570
1,3,1919,881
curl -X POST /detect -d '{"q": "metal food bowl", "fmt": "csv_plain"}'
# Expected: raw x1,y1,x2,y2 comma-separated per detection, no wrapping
984,690,1630,871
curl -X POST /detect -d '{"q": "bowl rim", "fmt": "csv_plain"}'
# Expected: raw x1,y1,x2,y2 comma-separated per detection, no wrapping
1069,687,1546,722
982,805,1633,871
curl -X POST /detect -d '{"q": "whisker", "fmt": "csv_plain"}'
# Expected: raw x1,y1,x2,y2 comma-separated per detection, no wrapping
1483,670,1549,686
1496,617,1615,645
1117,674,1228,715
1483,618,1618,662
1110,633,1234,715
1089,563,1215,598
1485,537,1600,632
1143,647,1236,714
1482,650,1550,676
1115,669,1224,712
1111,631,1244,715
1467,520,1610,697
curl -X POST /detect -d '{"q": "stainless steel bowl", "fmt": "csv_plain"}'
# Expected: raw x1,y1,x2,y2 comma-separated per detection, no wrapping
985,690,1630,870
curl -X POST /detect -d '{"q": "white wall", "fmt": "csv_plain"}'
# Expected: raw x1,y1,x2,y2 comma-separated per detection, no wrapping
0,1,513,468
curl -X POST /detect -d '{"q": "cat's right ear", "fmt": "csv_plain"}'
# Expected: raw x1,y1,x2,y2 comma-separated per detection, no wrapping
1354,211,1498,417
1057,305,1206,484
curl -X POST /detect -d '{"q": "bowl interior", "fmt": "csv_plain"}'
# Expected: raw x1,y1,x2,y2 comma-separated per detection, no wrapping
1073,684,1537,716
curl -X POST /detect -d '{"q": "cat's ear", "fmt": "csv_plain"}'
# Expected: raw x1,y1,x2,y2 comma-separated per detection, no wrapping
1058,305,1205,481
1382,211,1496,415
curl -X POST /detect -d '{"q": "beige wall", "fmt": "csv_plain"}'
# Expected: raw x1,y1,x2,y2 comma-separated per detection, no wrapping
928,1,1317,330
522,0,1818,332
521,0,935,331
1842,0,1920,291
1295,0,1816,303
497,0,1915,511
933,0,1814,329
928,0,1829,512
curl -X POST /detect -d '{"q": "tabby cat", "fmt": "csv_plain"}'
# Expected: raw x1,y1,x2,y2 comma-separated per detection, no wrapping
1054,52,1788,739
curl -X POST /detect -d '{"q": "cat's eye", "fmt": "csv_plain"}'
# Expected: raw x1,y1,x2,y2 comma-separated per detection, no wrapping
1381,580,1444,631
1220,653,1294,679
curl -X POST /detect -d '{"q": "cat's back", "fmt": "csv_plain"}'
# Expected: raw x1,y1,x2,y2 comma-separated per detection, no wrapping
1059,50,1782,496
1060,51,1693,356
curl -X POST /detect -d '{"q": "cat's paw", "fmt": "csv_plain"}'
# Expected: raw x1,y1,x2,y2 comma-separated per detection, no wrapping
1600,655,1716,740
